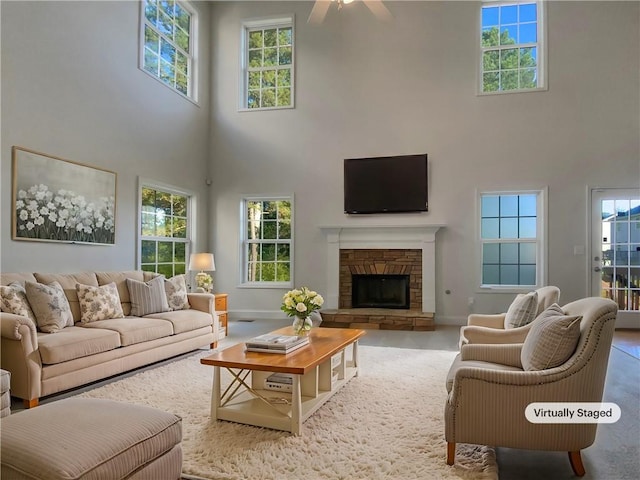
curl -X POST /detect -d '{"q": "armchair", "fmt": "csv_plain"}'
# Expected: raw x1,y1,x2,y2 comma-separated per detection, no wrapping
460,286,561,346
445,297,618,476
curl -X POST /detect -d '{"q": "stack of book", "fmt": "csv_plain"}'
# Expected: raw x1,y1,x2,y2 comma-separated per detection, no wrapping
245,334,309,354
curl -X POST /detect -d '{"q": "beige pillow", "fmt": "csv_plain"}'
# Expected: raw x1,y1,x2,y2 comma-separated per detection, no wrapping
25,281,74,333
0,283,37,322
521,304,582,371
164,275,190,311
504,291,538,329
76,282,124,323
126,276,169,316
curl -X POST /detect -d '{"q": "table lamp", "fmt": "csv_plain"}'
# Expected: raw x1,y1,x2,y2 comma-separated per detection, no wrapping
188,253,215,293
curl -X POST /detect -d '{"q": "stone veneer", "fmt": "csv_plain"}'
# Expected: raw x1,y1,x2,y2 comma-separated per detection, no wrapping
320,248,435,331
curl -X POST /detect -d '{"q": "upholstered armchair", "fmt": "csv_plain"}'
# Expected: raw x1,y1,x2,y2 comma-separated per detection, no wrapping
460,286,561,346
445,297,618,477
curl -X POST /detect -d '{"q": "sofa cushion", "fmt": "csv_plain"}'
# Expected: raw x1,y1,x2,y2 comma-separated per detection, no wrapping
76,282,124,323
521,304,582,371
0,283,36,322
0,273,37,287
164,275,190,311
38,326,121,364
146,309,213,335
79,317,174,346
504,291,538,329
25,281,74,333
34,272,99,322
126,276,169,316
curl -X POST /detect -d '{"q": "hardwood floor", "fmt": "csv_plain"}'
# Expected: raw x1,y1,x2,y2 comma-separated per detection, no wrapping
611,328,640,359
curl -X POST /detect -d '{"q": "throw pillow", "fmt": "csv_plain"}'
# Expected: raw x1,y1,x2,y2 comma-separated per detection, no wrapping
24,281,74,333
164,275,190,311
126,276,169,316
76,282,124,323
504,291,538,329
0,283,37,322
521,304,582,371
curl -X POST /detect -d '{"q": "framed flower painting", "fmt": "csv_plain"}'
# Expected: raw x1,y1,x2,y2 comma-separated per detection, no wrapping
12,146,117,245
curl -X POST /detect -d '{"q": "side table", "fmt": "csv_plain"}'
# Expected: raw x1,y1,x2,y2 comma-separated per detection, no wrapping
215,293,228,336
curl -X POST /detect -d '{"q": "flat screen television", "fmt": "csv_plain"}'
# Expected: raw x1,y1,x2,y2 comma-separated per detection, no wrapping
344,154,428,214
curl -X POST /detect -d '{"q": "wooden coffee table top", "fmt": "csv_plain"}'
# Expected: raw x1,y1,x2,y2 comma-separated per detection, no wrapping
200,326,365,375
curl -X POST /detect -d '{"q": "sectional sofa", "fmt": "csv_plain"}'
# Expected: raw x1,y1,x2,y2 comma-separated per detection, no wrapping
0,270,219,408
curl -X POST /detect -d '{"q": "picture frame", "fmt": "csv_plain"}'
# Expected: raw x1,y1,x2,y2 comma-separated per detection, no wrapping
12,146,117,245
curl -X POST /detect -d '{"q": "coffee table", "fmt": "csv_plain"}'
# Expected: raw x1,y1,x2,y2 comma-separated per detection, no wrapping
200,326,365,435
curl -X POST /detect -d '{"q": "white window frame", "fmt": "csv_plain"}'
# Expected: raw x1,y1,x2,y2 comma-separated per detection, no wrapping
239,195,294,289
239,15,295,111
477,188,548,292
478,0,547,95
137,178,196,278
139,0,199,103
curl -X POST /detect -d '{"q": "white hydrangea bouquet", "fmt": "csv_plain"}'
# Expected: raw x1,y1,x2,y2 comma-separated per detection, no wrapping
281,287,324,336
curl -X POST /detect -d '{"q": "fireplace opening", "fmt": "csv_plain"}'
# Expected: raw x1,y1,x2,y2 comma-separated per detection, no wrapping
352,274,410,309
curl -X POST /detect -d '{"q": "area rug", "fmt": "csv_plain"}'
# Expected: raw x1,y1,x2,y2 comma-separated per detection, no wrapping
77,346,498,480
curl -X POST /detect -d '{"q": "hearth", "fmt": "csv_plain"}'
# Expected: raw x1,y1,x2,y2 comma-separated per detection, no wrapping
352,274,410,309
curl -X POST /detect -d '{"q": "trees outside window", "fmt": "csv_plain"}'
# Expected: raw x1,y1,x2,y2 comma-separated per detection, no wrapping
242,197,293,286
140,0,197,100
139,184,192,278
480,1,545,93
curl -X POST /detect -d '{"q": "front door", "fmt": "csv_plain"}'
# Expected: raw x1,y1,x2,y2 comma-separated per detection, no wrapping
591,188,640,328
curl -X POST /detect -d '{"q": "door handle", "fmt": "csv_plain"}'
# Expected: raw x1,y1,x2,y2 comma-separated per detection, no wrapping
593,267,601,272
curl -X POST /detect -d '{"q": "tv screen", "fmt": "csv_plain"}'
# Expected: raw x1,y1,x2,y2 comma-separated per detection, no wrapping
344,154,428,214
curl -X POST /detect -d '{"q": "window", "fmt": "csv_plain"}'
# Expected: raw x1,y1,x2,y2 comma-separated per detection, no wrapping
139,183,192,277
479,1,545,94
240,16,294,110
241,197,293,286
479,190,546,288
140,0,197,100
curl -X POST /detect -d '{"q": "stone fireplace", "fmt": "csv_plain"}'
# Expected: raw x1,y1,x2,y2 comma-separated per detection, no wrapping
319,225,443,331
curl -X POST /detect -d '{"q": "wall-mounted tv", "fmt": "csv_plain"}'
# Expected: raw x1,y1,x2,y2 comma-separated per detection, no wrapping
344,154,428,214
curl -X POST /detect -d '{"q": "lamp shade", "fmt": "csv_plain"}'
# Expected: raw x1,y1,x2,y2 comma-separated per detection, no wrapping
188,253,215,272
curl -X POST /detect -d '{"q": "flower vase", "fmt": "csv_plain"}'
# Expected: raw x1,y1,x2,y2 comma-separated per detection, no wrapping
292,316,313,337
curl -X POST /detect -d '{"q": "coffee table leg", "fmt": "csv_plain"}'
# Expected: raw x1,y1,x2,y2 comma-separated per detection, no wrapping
291,374,302,435
353,340,359,377
211,365,221,420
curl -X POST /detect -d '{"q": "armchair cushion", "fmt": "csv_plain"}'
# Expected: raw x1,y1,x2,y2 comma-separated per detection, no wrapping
521,304,582,371
504,291,538,329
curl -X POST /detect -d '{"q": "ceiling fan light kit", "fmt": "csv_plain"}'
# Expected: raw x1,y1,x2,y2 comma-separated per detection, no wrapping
307,0,392,25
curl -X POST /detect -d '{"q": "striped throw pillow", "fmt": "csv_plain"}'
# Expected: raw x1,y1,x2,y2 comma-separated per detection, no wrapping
126,276,169,316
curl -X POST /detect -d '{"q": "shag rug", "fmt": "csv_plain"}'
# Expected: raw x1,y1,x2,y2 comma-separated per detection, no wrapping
78,346,498,480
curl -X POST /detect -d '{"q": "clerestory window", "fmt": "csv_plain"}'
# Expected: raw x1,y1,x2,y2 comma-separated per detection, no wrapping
140,0,197,101
240,16,294,110
479,1,546,94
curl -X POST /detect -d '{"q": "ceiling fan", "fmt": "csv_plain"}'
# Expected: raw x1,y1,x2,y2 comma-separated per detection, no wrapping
307,0,393,25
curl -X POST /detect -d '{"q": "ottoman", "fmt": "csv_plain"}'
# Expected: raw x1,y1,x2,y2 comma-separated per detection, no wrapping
0,398,182,480
0,369,10,417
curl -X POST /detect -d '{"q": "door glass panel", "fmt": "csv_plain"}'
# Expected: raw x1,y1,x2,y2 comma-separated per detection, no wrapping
600,196,640,311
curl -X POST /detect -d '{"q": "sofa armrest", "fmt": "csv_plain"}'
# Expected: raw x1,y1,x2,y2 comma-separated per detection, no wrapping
460,343,523,368
187,293,220,342
1,313,38,352
467,313,506,328
187,293,215,314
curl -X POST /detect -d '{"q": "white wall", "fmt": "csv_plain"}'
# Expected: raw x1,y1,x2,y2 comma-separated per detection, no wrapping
1,1,212,273
209,1,639,323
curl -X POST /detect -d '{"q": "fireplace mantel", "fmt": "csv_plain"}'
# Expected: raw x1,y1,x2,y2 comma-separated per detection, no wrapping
319,225,444,313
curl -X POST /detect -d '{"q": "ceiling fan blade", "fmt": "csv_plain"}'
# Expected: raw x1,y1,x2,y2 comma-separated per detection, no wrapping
308,1,332,24
362,0,393,22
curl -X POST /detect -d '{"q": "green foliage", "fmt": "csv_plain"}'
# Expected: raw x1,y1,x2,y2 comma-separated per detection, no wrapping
482,27,538,92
